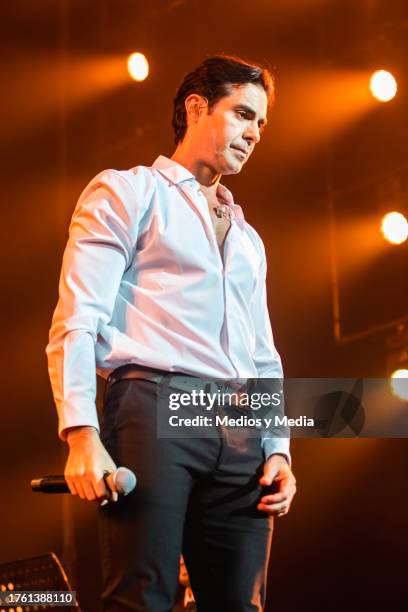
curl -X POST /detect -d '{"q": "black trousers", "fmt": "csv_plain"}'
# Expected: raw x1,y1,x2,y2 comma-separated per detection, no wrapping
98,376,274,612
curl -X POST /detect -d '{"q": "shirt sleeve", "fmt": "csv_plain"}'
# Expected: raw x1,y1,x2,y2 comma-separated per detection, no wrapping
46,168,152,440
250,235,291,464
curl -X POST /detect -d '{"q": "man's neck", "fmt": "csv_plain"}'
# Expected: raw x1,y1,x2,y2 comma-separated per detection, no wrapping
171,149,221,197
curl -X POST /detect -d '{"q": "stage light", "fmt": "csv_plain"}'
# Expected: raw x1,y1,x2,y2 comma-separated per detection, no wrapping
369,70,397,102
390,369,408,401
127,52,149,82
380,211,408,244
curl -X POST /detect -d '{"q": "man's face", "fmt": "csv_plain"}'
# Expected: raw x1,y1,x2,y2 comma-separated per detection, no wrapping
191,82,268,175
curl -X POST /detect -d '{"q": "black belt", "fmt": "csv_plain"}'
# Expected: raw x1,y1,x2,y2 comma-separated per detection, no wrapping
106,364,246,394
107,363,170,386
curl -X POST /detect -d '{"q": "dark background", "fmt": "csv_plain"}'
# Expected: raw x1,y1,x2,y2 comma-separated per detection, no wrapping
1,1,408,610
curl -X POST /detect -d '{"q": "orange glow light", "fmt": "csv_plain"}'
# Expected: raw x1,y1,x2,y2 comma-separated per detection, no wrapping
390,369,408,401
380,211,408,245
127,52,149,82
369,70,397,102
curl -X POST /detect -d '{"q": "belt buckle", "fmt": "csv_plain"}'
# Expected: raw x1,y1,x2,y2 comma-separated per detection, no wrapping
167,374,195,393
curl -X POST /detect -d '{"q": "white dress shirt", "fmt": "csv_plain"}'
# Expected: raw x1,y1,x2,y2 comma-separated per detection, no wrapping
46,155,289,460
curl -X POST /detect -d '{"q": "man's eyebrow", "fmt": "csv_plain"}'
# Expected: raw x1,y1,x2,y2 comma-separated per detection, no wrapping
234,104,268,127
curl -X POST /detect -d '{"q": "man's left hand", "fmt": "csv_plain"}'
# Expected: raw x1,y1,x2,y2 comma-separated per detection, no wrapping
258,454,296,517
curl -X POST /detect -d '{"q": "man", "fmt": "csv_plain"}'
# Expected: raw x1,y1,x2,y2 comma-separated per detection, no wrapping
46,55,296,611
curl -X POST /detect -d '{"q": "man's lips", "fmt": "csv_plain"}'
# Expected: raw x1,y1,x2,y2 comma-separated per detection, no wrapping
230,145,248,158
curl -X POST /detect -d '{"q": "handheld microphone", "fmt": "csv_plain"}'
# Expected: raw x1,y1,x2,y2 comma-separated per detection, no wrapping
31,467,137,496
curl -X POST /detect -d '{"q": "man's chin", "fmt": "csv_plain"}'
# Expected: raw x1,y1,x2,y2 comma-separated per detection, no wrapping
221,158,245,175
211,152,245,176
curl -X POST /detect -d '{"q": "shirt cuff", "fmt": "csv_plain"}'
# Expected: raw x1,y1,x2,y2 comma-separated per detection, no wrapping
261,437,291,466
57,400,100,441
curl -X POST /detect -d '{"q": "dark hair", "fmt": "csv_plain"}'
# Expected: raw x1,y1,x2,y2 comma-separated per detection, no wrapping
172,55,275,145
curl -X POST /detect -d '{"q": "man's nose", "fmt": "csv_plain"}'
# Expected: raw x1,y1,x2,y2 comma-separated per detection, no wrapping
244,122,261,145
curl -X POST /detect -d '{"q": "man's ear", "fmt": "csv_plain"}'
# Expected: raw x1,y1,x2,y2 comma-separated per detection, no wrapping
185,94,208,123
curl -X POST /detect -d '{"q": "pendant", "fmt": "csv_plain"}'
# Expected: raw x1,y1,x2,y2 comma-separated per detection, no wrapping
213,204,232,220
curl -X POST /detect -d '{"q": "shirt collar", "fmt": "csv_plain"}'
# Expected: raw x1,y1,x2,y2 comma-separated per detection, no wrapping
152,155,245,223
152,155,195,185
